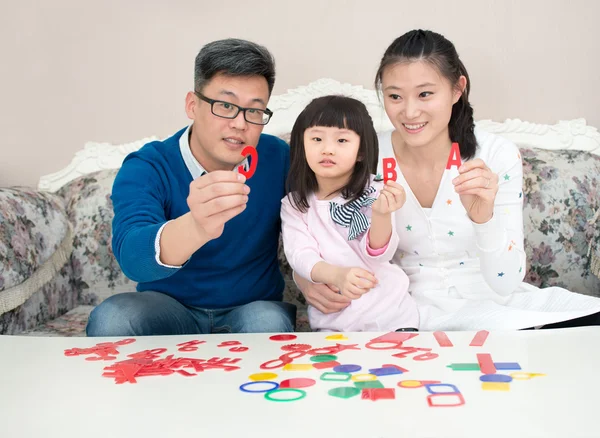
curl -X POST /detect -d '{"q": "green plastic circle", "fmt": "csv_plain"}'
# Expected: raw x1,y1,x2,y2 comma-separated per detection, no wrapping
264,388,307,402
328,387,361,399
310,354,338,363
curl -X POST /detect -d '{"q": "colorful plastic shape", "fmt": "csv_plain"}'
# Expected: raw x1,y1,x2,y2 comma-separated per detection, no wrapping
333,364,362,373
264,388,306,402
328,387,361,399
279,378,316,389
321,372,352,382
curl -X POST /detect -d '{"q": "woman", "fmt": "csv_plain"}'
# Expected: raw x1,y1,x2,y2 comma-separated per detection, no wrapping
296,29,600,330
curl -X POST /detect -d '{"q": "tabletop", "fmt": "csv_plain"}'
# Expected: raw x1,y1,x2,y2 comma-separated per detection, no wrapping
1,328,598,438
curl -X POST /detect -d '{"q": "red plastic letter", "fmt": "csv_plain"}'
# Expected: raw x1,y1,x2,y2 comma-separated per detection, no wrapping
238,146,258,179
382,158,397,183
445,142,462,170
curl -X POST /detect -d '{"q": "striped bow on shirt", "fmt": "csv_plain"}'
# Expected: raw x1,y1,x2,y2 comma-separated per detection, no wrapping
329,186,377,241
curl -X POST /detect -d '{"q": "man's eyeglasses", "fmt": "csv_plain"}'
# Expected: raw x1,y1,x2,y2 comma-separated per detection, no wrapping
194,92,273,125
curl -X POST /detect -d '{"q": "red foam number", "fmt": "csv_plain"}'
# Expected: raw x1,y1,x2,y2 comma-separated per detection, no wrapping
238,146,258,179
382,158,397,183
64,338,136,361
413,352,439,361
102,355,241,384
445,142,462,170
176,340,206,352
218,341,242,348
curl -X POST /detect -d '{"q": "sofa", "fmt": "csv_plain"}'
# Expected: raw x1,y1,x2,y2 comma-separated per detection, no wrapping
1,78,599,336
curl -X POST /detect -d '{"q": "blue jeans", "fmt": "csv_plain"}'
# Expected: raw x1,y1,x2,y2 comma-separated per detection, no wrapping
86,291,296,337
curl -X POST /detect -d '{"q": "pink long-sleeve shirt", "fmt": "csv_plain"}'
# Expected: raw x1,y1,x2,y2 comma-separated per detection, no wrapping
280,180,419,332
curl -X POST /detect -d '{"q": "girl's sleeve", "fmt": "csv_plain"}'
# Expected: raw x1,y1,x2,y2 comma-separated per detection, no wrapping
280,196,325,283
359,180,400,262
473,139,527,296
361,211,400,263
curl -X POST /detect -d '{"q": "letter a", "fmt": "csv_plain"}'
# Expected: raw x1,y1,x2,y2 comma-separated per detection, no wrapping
446,143,462,170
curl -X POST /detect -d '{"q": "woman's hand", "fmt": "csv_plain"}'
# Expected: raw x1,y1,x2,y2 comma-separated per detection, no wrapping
452,159,499,224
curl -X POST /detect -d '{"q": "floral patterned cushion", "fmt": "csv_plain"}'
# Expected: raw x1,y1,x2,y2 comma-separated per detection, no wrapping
0,188,69,292
0,188,76,334
521,147,600,296
0,264,75,334
58,170,135,305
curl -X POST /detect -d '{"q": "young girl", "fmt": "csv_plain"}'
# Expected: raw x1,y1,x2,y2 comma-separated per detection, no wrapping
280,95,419,332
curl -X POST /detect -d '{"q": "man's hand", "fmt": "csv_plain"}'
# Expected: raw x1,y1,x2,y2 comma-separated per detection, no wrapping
304,283,352,314
159,171,250,266
188,171,250,241
295,273,351,314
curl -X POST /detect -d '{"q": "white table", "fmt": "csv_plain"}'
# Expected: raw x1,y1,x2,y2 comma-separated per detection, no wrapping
1,328,599,438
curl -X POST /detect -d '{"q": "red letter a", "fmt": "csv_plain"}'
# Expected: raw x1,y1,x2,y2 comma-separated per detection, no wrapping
446,143,462,170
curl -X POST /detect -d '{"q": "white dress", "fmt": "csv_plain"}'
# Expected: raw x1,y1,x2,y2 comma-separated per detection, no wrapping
377,128,600,330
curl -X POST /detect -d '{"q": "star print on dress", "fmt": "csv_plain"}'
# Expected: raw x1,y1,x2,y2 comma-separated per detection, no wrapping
446,199,452,205
459,262,465,266
504,174,510,181
448,230,455,237
498,272,505,277
519,192,522,198
406,225,413,231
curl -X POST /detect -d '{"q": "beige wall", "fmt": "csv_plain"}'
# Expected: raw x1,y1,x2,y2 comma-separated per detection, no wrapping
1,0,598,188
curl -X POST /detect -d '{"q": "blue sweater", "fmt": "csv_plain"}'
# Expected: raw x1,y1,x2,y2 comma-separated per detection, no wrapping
111,127,289,308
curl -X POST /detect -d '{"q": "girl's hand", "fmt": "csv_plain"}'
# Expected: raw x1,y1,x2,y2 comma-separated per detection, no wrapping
452,159,499,224
372,181,406,216
294,271,351,314
334,267,378,300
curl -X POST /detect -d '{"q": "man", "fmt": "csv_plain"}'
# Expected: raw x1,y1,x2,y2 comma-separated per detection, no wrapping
86,39,295,336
